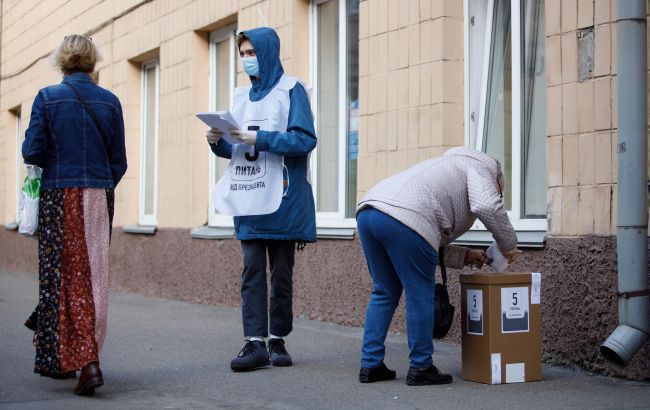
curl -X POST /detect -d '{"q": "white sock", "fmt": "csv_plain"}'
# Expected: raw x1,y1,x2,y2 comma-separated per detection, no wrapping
248,336,264,342
269,334,283,341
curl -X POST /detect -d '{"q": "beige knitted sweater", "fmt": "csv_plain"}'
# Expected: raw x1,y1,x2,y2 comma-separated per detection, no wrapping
357,147,518,269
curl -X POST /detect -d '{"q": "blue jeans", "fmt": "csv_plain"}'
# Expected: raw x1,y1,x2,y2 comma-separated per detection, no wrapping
358,208,437,369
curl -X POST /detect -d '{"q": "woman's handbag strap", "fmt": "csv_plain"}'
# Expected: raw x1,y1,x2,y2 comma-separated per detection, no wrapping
63,82,111,153
439,246,447,286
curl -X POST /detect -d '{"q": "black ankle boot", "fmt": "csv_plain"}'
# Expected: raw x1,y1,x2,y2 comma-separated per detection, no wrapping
74,362,104,396
359,362,397,383
406,364,453,386
230,340,270,371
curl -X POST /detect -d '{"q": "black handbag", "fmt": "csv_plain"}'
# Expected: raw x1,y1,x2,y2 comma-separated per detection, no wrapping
433,247,455,339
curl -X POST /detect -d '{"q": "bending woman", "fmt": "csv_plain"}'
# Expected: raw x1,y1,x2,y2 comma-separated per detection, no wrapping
356,147,518,386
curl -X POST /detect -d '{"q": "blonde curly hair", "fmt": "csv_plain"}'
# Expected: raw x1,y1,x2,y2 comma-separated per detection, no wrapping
52,35,100,75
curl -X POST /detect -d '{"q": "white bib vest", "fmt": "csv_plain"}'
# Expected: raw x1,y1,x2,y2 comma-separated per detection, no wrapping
213,75,300,216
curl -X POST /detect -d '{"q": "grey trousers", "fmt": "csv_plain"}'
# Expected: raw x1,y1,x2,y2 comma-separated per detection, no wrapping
241,240,295,337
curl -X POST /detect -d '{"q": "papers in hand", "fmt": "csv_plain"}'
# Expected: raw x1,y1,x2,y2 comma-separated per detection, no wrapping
486,241,508,273
196,111,241,145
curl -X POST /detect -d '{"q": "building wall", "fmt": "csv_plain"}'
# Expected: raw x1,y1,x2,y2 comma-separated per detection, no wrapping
356,0,464,198
546,0,650,236
1,0,649,381
0,0,310,228
541,0,650,379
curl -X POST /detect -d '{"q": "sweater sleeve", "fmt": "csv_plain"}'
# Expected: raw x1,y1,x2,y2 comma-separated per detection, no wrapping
466,166,518,252
442,244,469,270
209,137,233,159
254,82,317,156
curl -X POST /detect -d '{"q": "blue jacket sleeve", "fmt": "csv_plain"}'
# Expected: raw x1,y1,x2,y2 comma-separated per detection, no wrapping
22,91,49,167
255,83,317,157
210,138,232,159
110,100,128,186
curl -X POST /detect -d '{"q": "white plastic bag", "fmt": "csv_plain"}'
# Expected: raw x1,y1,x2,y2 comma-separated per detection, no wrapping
18,165,41,237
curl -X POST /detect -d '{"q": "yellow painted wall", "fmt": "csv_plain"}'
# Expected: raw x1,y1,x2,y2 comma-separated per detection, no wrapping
0,0,310,228
2,0,646,236
356,0,464,198
545,0,650,236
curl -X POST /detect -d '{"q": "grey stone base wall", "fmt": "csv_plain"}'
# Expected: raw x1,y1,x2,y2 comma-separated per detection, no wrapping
1,228,648,380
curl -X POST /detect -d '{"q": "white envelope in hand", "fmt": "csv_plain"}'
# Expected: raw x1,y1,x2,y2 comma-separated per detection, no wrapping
486,241,508,272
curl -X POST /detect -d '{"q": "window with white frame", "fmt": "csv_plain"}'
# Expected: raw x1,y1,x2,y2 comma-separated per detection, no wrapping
465,0,547,232
139,61,159,226
208,26,237,227
311,0,359,227
14,109,22,223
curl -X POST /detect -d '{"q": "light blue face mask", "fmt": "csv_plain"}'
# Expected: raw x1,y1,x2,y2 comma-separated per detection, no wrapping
242,57,260,77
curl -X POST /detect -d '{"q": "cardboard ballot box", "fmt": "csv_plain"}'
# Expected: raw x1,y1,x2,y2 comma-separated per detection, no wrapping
460,272,542,384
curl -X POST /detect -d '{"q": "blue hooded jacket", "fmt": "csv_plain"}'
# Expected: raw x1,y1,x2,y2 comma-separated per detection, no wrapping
210,27,317,243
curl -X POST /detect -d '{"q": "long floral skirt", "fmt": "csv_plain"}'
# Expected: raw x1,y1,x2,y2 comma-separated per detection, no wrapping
28,188,114,375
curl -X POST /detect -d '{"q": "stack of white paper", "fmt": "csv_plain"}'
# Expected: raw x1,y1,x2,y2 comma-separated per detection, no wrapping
196,111,241,145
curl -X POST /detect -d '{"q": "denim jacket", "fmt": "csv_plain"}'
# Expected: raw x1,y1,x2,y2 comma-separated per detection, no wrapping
22,73,127,190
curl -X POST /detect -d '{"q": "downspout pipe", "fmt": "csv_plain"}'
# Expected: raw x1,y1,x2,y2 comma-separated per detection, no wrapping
600,0,650,367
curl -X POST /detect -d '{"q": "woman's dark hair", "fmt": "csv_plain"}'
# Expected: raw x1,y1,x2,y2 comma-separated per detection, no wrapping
236,32,250,49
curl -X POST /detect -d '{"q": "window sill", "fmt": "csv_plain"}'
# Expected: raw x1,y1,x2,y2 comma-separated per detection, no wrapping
4,222,18,231
190,226,235,239
189,226,356,240
453,230,546,248
317,227,356,240
123,225,157,235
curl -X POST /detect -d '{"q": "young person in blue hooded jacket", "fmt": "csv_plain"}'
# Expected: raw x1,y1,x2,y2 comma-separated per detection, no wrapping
206,27,317,371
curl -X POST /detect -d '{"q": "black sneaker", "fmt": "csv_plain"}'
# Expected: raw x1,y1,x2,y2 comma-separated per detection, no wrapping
359,362,396,383
406,364,453,386
268,338,292,367
230,341,271,372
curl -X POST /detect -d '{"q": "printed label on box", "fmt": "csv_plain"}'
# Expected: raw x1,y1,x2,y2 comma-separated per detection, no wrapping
505,363,526,383
467,289,483,335
501,287,530,333
531,272,541,304
491,353,502,384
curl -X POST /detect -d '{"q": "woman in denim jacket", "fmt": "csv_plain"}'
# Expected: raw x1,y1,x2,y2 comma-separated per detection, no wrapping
22,35,127,396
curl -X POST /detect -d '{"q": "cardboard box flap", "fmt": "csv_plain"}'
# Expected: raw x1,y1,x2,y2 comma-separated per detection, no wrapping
459,272,531,285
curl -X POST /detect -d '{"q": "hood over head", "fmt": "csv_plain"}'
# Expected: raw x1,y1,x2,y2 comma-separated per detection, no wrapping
239,27,284,101
444,146,501,180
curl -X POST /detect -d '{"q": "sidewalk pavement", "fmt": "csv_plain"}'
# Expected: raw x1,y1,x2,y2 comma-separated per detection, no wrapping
1,270,649,410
